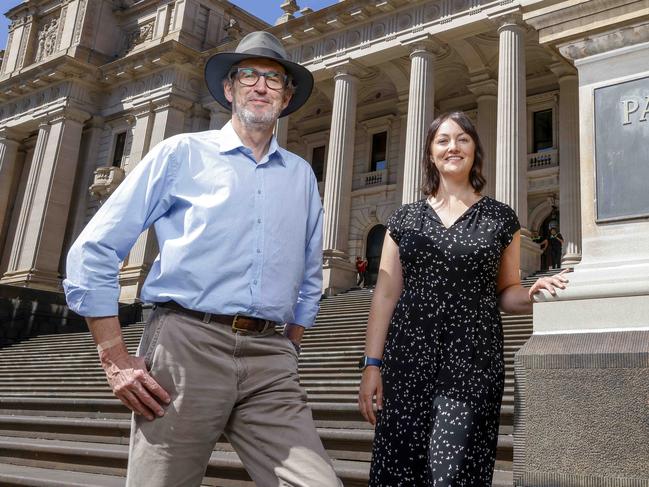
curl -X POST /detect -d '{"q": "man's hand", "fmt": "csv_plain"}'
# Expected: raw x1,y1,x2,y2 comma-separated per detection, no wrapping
87,316,171,421
101,351,171,421
284,323,305,354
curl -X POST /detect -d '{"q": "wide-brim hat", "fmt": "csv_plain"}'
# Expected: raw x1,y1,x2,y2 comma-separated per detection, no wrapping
205,31,314,118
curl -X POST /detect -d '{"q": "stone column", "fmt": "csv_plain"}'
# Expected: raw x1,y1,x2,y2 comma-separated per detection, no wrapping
119,99,188,303
551,63,582,266
0,132,22,243
321,68,358,294
468,79,498,198
207,101,230,130
67,116,104,248
495,15,539,275
1,109,88,290
401,44,435,204
274,116,289,148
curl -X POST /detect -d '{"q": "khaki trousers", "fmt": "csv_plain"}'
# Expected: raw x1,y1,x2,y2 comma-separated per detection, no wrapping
126,307,342,487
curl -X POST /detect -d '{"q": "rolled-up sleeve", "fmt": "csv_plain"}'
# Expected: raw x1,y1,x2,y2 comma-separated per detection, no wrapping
292,175,324,328
63,139,180,317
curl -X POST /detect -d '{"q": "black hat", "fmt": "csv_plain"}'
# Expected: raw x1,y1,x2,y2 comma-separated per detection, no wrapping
204,31,314,118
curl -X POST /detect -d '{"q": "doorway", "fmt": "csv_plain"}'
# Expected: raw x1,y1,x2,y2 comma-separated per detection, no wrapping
365,224,386,287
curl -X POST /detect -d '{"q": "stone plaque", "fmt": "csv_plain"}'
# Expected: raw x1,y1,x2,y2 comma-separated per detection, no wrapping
594,76,649,222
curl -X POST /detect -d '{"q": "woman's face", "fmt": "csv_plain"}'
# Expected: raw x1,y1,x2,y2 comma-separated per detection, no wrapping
430,119,476,181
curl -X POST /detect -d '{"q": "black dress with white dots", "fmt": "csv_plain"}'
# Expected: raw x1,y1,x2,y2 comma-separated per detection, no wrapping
369,196,520,487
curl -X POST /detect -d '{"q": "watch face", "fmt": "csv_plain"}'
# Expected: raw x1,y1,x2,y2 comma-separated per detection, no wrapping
358,356,366,369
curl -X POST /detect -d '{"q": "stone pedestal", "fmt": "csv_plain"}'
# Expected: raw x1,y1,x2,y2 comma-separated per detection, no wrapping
321,68,359,294
516,7,649,486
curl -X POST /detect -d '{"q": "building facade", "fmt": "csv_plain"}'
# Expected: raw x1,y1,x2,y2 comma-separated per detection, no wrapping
0,0,582,298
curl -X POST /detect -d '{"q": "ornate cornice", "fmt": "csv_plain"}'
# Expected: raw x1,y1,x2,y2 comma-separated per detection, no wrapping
558,20,649,61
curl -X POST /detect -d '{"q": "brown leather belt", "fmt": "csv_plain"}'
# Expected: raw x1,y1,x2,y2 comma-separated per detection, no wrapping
159,301,277,333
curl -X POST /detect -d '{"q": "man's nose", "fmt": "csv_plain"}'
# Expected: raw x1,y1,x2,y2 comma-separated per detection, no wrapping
253,76,268,92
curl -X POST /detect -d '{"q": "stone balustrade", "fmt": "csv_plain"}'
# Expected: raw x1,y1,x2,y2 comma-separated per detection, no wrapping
360,169,387,187
528,149,558,170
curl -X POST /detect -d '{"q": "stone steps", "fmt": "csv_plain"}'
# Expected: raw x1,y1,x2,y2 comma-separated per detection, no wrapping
0,278,549,486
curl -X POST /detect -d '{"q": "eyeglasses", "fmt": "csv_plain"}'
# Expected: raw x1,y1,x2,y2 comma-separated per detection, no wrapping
230,67,289,91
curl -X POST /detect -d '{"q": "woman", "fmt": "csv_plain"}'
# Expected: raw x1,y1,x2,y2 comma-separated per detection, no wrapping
358,111,568,486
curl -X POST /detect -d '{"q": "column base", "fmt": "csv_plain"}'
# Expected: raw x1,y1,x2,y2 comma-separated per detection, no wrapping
514,329,649,486
322,249,357,296
118,265,150,304
561,252,582,267
520,229,543,278
0,268,62,291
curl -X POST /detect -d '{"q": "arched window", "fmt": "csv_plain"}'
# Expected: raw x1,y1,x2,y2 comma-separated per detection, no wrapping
365,225,386,287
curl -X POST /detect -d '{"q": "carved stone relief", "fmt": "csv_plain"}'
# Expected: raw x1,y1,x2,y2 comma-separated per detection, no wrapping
122,21,154,55
35,16,60,63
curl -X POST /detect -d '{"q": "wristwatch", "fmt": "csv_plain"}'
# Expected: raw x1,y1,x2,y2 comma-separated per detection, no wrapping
358,355,383,370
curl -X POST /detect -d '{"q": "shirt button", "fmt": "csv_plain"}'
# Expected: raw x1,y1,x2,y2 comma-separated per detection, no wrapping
253,279,258,285
257,249,261,253
257,218,262,223
257,190,261,194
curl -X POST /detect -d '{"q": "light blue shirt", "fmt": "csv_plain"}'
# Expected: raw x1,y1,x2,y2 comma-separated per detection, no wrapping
63,121,324,327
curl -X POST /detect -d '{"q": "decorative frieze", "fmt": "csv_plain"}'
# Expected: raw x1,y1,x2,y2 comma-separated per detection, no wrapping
284,0,490,67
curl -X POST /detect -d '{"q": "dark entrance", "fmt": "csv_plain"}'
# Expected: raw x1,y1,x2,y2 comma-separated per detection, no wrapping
365,224,386,287
539,209,560,271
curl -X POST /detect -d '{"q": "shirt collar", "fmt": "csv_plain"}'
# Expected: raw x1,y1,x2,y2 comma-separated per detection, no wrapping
218,120,286,166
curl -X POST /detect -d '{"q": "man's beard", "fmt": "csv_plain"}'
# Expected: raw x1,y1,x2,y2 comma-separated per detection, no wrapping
233,97,282,129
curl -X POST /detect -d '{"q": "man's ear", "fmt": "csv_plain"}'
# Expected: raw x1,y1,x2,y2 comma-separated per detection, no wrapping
223,80,234,103
282,90,292,111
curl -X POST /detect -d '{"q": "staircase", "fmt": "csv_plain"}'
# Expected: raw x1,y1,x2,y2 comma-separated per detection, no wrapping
0,271,560,486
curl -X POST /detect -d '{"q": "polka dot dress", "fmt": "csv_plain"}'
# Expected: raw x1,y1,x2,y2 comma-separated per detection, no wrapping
369,197,520,487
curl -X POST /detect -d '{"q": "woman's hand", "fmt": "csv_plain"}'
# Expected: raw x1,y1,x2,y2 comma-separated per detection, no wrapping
358,366,383,426
528,269,571,301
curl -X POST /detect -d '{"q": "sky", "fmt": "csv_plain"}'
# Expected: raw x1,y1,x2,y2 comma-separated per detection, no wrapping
0,0,337,51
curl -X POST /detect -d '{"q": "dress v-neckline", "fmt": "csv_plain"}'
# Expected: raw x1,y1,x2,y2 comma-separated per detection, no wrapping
426,196,487,230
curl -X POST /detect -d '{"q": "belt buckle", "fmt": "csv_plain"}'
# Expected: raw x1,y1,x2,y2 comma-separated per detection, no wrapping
231,314,244,333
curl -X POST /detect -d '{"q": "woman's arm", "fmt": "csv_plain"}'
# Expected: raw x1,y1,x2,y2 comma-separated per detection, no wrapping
496,232,569,314
358,236,403,425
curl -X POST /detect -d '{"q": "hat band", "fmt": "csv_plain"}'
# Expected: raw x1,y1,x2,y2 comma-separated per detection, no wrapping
237,47,288,63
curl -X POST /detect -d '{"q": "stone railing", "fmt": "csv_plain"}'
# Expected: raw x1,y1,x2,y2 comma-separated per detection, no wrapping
89,166,125,202
360,169,387,187
528,149,558,170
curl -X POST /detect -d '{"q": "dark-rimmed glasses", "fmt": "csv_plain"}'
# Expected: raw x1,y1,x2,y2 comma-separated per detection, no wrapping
230,67,289,91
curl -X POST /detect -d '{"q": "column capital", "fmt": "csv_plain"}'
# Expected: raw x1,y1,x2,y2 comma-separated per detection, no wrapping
549,61,577,81
0,128,22,144
467,78,498,99
324,58,365,79
152,95,194,113
488,7,527,33
46,107,90,125
130,102,154,119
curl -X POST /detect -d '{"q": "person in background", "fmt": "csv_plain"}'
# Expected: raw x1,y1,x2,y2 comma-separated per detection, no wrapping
540,227,564,269
356,256,368,288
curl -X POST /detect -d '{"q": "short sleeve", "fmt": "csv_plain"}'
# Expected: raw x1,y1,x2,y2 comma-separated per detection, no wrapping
499,205,521,249
386,205,408,244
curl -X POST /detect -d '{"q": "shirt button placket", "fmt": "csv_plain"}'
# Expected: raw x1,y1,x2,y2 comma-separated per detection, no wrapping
252,168,264,305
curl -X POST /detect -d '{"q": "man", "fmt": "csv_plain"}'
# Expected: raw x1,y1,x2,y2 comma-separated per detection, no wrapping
355,256,368,288
64,31,341,487
540,227,564,269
